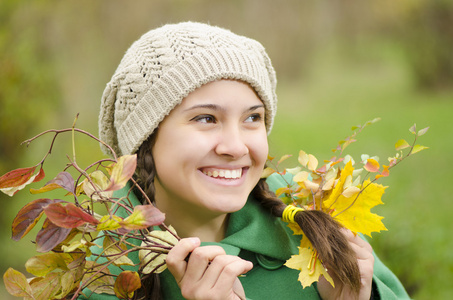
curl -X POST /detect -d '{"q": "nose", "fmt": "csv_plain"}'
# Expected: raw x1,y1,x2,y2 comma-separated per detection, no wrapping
214,125,249,159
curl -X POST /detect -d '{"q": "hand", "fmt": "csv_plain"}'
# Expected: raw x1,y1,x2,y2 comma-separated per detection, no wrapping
166,237,253,300
317,229,374,300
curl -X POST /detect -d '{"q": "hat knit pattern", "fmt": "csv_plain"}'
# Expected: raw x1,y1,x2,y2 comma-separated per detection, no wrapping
99,21,277,156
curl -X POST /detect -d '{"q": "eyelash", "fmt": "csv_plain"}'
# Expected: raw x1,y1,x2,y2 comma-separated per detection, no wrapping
191,113,263,124
191,114,216,124
245,113,263,123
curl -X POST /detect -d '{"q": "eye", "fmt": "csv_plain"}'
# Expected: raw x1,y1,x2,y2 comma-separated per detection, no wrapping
245,113,263,123
191,114,217,124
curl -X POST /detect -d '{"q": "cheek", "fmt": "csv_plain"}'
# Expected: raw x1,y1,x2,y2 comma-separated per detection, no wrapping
249,132,269,167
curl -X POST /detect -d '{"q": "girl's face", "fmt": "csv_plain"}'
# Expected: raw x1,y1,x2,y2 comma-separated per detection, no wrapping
152,80,268,218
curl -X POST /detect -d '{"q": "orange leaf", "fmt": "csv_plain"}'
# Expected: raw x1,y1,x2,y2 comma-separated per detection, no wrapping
0,166,45,196
364,159,380,173
106,155,137,192
114,271,141,299
0,166,36,188
375,165,390,179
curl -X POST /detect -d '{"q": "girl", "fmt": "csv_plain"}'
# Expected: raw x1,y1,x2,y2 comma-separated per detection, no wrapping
85,21,410,299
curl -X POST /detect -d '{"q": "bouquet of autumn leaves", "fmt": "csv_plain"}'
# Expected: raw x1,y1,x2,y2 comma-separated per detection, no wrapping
261,118,429,289
1,123,179,300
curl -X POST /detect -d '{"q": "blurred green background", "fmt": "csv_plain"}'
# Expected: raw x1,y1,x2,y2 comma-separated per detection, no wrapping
1,1,452,299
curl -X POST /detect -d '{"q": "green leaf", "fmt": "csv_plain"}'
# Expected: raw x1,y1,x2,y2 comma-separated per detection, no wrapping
25,253,68,277
395,139,410,151
411,145,429,155
97,215,122,231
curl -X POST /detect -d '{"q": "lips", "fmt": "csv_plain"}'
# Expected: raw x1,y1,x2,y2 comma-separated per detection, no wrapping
201,168,243,179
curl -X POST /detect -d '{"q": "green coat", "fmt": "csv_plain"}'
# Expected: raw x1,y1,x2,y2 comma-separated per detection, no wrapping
79,174,411,300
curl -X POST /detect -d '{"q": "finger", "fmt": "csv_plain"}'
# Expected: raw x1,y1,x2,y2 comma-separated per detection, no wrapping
201,255,252,289
208,257,253,297
184,246,227,282
341,229,373,253
166,237,200,282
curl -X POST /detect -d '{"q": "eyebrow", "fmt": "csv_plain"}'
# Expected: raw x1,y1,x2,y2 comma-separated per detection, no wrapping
183,103,265,113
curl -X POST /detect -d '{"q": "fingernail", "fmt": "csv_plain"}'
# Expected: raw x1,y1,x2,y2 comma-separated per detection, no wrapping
188,237,200,245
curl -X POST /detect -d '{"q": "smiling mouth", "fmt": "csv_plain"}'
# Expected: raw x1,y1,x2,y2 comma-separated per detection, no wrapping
201,168,243,179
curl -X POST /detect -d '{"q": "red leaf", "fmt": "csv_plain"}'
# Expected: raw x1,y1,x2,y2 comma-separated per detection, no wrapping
36,219,72,253
44,203,99,229
34,167,46,183
0,166,36,188
114,271,141,299
11,198,55,241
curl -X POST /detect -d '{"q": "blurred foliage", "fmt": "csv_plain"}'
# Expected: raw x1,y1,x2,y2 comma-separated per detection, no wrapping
1,1,452,299
0,0,60,172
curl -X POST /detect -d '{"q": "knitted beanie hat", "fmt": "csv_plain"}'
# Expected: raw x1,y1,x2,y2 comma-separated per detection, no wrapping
99,21,277,156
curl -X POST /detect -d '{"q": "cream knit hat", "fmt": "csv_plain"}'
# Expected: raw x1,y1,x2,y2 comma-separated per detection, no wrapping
99,21,277,156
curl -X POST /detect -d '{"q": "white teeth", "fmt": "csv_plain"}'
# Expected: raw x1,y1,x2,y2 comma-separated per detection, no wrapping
203,168,242,179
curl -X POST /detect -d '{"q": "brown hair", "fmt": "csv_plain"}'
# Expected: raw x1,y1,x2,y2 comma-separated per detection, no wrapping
132,134,361,299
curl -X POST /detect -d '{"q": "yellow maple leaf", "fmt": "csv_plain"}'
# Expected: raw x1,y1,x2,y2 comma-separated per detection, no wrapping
285,244,334,289
330,179,387,236
323,161,387,236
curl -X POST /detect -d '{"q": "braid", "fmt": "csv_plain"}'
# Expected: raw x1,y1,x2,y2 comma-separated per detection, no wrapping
251,178,361,294
134,134,158,205
132,133,162,300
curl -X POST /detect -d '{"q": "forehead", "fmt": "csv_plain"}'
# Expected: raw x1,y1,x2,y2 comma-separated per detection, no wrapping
178,80,263,108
